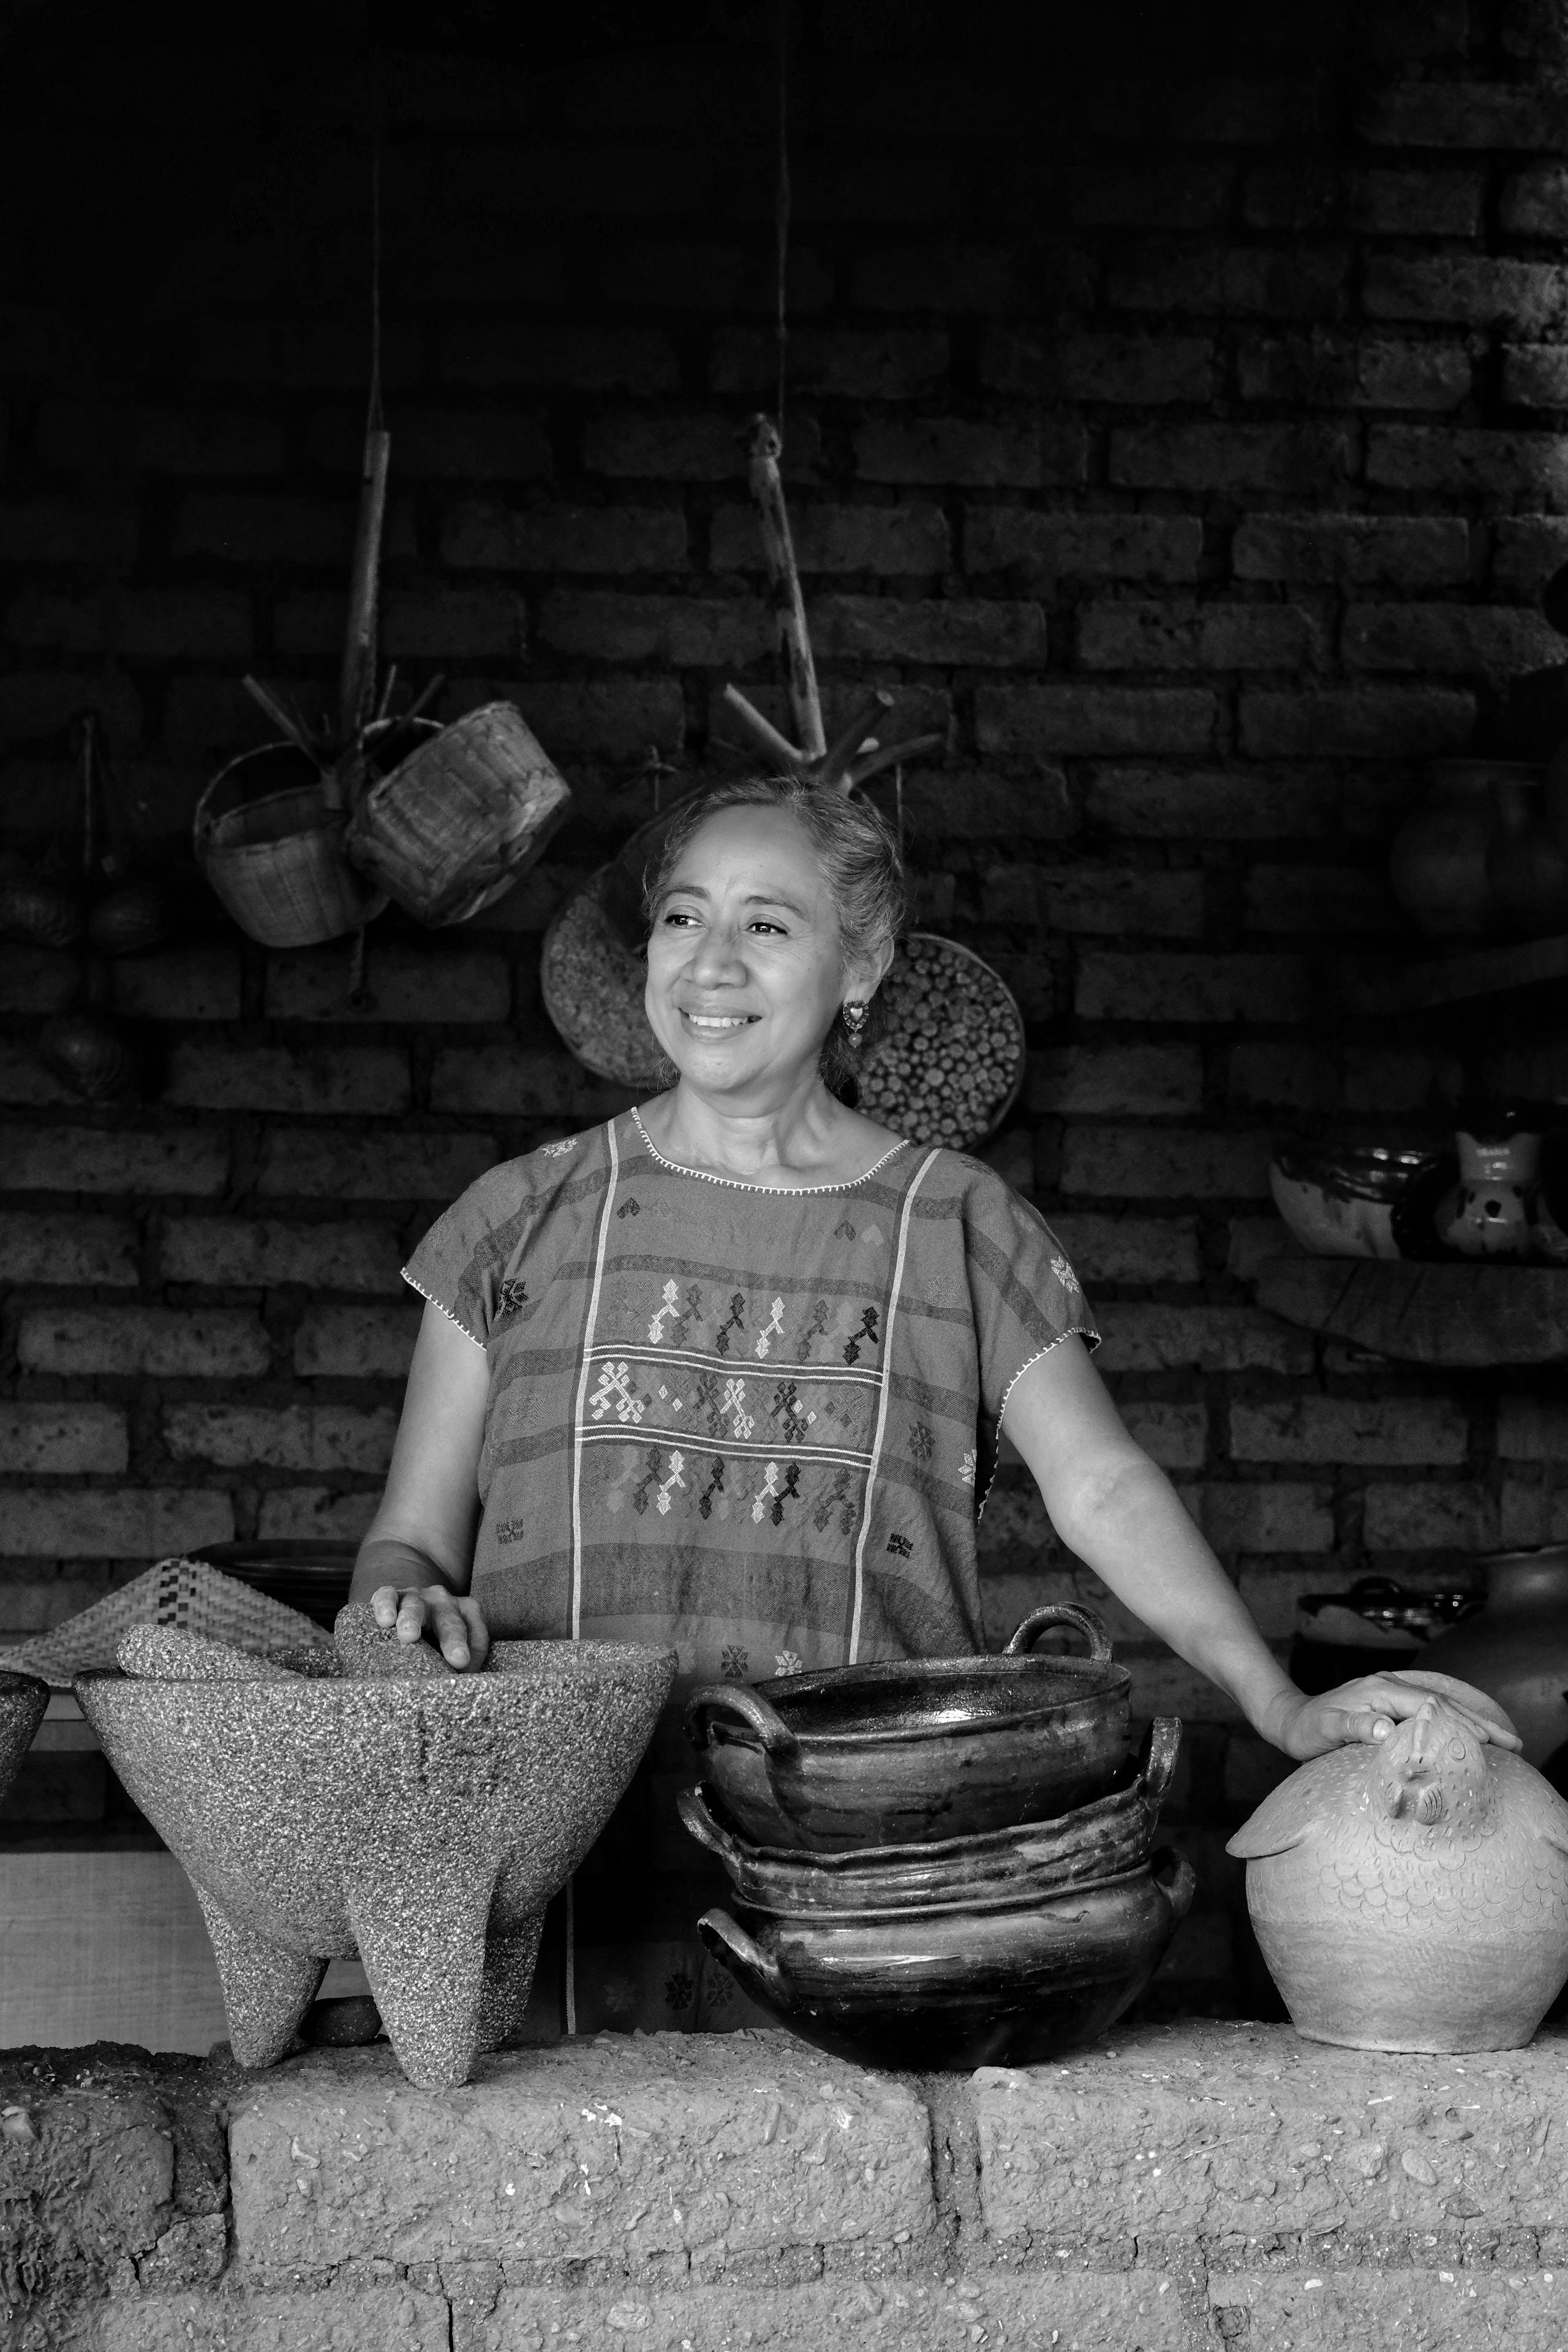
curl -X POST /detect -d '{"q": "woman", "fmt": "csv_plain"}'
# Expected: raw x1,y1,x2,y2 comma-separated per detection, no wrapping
352,776,1512,2032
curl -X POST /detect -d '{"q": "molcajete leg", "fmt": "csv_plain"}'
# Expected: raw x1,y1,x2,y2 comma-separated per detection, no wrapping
193,1887,326,2068
475,1909,546,2051
347,1872,495,2091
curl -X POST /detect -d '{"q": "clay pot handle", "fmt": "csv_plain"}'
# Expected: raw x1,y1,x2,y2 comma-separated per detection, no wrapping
1139,1718,1183,1812
698,1907,788,2005
1004,1604,1113,1664
685,1683,799,1757
676,1785,743,1866
1150,1847,1197,1926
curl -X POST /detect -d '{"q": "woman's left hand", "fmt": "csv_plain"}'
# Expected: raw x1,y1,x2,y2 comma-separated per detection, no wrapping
1264,1674,1523,1760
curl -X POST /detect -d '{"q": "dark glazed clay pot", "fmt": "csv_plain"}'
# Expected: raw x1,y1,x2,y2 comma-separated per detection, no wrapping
686,1605,1131,1853
698,1849,1196,2071
1419,1547,1568,1770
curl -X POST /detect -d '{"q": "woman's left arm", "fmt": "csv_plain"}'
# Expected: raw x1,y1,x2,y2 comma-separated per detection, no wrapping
1001,1335,1518,1757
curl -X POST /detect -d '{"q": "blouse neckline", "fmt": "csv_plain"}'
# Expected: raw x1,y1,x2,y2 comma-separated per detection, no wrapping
628,1106,910,1196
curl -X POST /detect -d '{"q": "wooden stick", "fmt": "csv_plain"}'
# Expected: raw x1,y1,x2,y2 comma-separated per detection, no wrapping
241,675,325,768
337,426,391,747
817,688,893,793
720,682,806,771
748,415,825,759
845,731,945,791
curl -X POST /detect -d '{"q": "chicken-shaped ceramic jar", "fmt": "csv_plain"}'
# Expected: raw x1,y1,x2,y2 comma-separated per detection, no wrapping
1228,1675,1568,2052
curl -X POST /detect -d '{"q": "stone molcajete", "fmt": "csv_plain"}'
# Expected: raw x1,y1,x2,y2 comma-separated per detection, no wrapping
1229,1675,1568,2053
74,1605,676,2090
0,1671,49,1807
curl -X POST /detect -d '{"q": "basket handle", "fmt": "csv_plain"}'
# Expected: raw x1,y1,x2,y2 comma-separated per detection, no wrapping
1004,1604,1113,1663
686,1682,799,1757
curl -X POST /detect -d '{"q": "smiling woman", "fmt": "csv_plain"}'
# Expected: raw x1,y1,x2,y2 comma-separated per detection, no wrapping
349,777,1515,2038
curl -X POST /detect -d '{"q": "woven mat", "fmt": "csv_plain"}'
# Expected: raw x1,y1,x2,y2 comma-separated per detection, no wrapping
6,1557,330,1688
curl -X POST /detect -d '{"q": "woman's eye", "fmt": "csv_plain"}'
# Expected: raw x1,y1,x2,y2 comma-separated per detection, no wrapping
748,919,786,935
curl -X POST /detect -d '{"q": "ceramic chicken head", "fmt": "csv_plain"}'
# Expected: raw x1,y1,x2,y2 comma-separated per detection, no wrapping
1229,1692,1568,2052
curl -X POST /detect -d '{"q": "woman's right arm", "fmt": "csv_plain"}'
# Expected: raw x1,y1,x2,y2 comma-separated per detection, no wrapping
349,1300,492,1668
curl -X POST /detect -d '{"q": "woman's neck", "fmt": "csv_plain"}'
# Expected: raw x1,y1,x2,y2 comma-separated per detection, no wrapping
638,1079,895,1188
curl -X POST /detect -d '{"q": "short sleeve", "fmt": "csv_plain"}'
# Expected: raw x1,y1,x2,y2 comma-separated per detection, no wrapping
402,1135,597,1345
961,1166,1099,1466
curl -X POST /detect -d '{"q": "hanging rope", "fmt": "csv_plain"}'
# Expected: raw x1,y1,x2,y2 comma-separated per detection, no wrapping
366,52,385,442
774,0,791,439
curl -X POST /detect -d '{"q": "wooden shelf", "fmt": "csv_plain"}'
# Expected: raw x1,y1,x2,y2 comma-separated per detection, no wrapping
1256,1257,1568,1365
1341,932,1568,1015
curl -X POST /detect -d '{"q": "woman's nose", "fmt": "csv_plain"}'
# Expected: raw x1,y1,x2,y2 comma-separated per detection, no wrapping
687,922,747,981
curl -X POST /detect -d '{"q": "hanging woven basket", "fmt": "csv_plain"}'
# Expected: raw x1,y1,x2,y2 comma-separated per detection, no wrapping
194,744,388,948
345,700,571,927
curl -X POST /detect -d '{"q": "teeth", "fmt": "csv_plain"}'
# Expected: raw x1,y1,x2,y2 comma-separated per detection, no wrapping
687,1014,748,1030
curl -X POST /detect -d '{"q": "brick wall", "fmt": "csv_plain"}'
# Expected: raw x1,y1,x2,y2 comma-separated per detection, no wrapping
5,0,1568,2008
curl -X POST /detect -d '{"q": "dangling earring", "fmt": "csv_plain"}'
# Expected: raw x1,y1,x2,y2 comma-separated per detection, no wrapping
842,1000,869,1044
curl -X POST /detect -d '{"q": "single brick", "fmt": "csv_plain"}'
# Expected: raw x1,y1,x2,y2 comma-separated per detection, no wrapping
1023,868,1204,939
1093,1305,1313,1374
1360,80,1568,148
1211,2269,1568,2352
1239,688,1474,756
161,1217,403,1292
1077,600,1323,670
854,417,1087,488
1047,1213,1202,1286
440,502,688,573
851,241,1014,311
430,1049,633,1120
538,589,770,666
294,1303,422,1378
0,1126,230,1196
583,412,754,482
228,2037,933,2276
1370,424,1568,505
0,1488,233,1558
1343,602,1561,675
1105,244,1348,320
902,766,1074,840
1232,1396,1469,1467
1227,1213,1295,1280
1027,1044,1203,1117
102,2288,449,2352
1070,162,1232,228
382,589,528,660
965,510,1203,582
1076,952,1309,1024
264,945,511,1025
1109,422,1349,494
163,1403,398,1473
255,1488,380,1544
811,595,1047,666
1061,1127,1275,1200
1237,336,1471,412
0,1403,128,1474
441,322,679,391
309,407,551,480
975,685,1215,758
1226,1042,1337,1110
257,1131,498,1201
1085,766,1336,839
0,1211,139,1286
162,1044,411,1117
712,327,950,399
711,502,948,576
1502,164,1568,236
1353,168,1485,236
15,1305,270,1378
110,950,241,1023
979,331,1216,405
1204,1482,1336,1552
1502,344,1568,407
1363,1482,1498,1551
0,947,77,1015
1242,864,1393,935
518,680,685,757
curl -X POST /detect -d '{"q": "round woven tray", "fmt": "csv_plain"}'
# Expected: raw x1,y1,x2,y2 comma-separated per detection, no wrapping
540,869,674,1090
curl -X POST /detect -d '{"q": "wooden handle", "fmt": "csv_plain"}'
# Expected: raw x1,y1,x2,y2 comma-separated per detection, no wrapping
749,414,825,761
817,688,892,794
685,1681,799,1757
698,1907,787,2005
720,682,805,770
338,426,391,748
1004,1604,1114,1664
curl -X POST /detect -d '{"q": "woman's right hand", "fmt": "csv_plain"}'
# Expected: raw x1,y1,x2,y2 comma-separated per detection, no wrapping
370,1583,491,1672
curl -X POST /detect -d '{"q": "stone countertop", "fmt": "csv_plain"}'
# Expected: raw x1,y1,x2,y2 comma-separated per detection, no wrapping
5,2023,1568,2351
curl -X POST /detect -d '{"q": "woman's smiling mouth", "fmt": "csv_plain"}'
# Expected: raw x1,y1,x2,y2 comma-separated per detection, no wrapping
680,1010,760,1033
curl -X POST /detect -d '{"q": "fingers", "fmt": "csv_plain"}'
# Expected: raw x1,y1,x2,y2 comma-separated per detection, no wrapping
423,1587,478,1670
456,1597,491,1670
364,1583,491,1673
370,1583,402,1630
1322,1678,1525,1752
394,1589,429,1645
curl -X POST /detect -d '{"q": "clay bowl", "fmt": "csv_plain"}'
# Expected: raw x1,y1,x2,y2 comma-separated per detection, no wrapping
686,1604,1131,1853
1269,1144,1441,1260
699,1849,1195,2071
679,1717,1180,1918
0,1672,50,1804
75,1638,675,2090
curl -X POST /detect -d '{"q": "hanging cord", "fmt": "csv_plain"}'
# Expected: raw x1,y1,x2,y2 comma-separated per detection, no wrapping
366,94,385,442
774,0,791,439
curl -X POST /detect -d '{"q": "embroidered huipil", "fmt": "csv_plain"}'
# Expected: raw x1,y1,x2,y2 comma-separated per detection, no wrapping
402,1107,1099,2033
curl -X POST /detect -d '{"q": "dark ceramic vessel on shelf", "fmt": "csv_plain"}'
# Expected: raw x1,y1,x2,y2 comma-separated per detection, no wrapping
679,1719,1180,1919
1418,1546,1568,1770
686,1604,1131,1853
698,1849,1196,2071
1268,1144,1442,1260
1289,1578,1480,1697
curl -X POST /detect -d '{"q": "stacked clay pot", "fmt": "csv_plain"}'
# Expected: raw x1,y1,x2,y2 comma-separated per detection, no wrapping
683,1604,1193,2070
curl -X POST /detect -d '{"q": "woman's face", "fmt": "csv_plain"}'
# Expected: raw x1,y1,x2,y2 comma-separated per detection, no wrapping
645,805,886,1101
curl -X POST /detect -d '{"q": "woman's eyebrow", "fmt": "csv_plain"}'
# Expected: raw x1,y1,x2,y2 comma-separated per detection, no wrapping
744,890,809,916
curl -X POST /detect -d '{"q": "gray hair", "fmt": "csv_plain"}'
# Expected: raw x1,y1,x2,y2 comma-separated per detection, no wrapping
642,776,907,1085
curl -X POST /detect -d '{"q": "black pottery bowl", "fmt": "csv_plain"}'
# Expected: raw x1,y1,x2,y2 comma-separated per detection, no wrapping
678,1717,1180,1918
698,1848,1195,2071
686,1605,1131,1853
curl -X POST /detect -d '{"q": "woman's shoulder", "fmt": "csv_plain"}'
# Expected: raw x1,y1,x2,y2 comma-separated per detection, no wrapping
447,1121,616,1229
